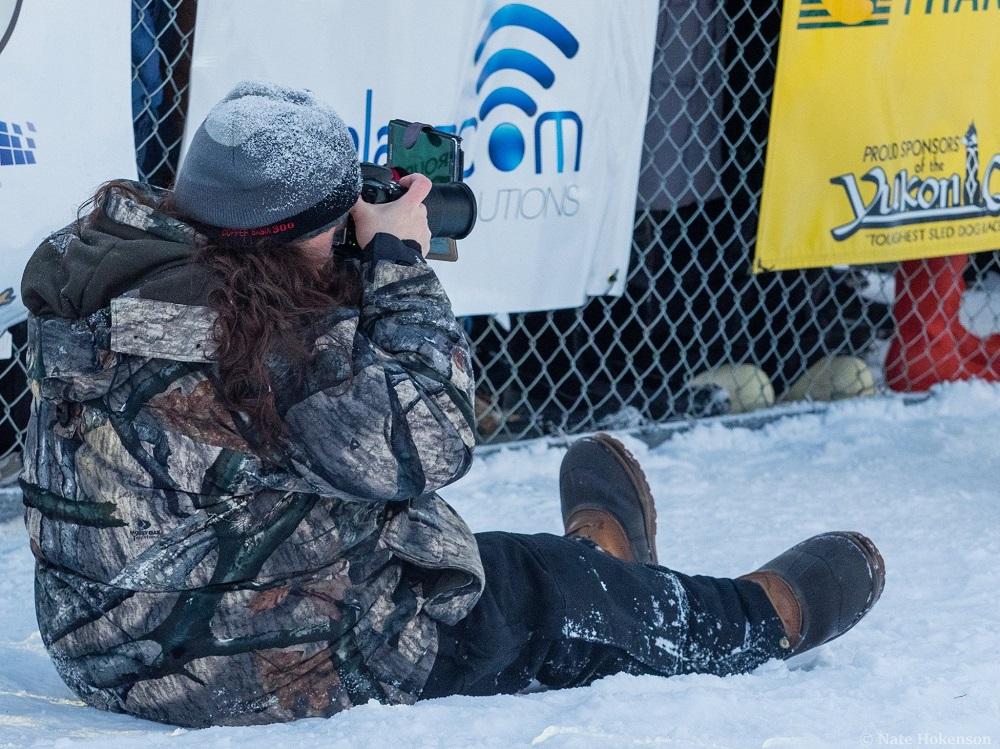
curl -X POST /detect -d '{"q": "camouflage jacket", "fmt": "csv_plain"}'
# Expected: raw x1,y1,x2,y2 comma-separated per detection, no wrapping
18,187,482,726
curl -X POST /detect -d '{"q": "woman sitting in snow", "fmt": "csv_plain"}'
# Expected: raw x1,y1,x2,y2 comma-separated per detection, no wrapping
18,82,885,727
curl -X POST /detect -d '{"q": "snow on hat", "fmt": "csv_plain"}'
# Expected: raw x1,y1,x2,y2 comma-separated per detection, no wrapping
173,81,361,246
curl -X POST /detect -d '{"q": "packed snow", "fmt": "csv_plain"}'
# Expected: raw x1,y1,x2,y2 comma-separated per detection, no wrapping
1,382,998,748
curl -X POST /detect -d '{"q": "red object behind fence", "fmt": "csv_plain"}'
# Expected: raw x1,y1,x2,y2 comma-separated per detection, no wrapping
887,255,1000,391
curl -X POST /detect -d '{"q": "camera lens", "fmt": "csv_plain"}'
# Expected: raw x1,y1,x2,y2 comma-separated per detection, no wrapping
424,183,477,240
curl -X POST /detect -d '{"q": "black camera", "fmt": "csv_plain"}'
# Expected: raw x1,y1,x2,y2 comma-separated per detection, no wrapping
337,163,477,259
335,120,477,262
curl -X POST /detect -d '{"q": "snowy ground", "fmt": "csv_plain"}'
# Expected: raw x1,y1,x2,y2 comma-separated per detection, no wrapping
1,382,999,749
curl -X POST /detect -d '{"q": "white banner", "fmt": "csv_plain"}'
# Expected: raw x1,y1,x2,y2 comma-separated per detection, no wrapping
187,0,658,315
0,0,136,331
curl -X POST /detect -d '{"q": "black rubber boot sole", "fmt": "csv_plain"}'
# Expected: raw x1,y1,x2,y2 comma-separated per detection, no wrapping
755,531,885,655
559,433,658,565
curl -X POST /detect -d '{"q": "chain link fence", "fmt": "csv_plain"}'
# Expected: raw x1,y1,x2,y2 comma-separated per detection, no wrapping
469,0,1000,442
2,0,999,481
132,0,197,187
0,323,30,484
470,0,898,442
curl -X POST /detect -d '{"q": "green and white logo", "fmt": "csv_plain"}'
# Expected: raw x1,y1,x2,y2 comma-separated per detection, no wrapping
798,0,892,29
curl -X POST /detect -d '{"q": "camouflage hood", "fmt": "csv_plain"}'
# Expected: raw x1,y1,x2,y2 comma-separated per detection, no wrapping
20,185,482,726
22,187,209,319
21,187,216,404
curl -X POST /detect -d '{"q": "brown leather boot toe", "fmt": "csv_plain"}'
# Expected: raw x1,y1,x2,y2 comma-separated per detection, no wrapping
741,531,885,655
559,433,658,565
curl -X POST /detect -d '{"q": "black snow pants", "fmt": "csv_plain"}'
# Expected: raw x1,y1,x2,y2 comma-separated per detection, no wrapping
421,532,786,698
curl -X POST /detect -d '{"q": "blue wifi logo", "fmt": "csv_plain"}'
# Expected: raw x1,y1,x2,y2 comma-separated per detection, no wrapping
475,3,580,173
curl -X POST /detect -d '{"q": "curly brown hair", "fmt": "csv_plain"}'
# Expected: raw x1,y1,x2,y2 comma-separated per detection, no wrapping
197,241,360,449
87,180,360,450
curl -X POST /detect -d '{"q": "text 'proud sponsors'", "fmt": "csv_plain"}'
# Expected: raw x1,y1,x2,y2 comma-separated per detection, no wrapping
815,1,1000,253
756,0,1000,271
832,123,1000,247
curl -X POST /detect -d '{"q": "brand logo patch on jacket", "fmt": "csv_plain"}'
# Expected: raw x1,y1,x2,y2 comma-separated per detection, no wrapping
130,516,162,540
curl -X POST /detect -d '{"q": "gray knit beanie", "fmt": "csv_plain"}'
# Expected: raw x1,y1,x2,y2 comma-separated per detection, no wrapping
173,81,361,246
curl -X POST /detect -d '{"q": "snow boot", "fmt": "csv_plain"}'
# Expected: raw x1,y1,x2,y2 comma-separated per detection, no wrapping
560,433,658,565
740,531,885,654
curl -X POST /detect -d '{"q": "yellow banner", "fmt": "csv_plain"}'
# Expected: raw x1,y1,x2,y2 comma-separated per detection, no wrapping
755,0,1000,272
